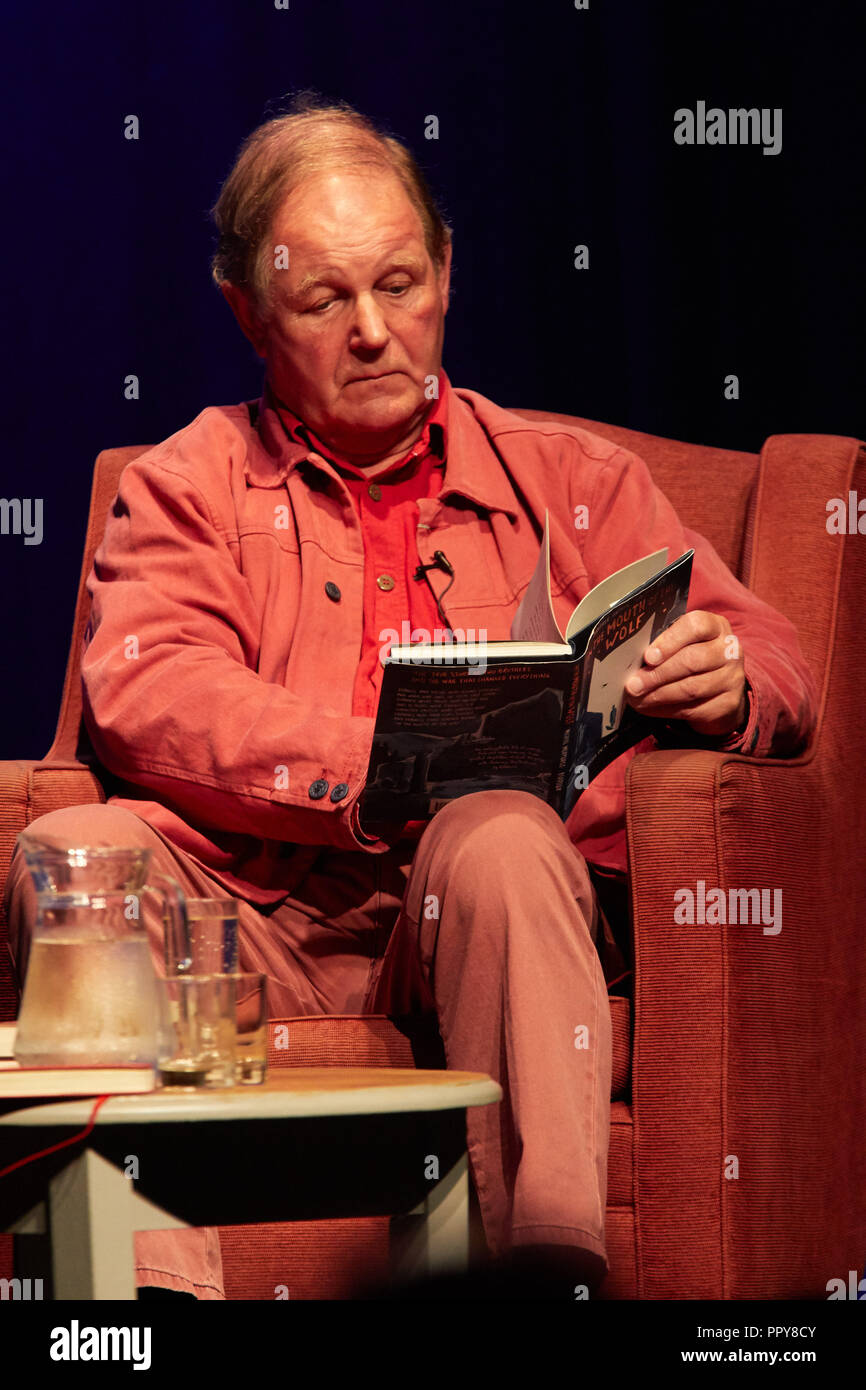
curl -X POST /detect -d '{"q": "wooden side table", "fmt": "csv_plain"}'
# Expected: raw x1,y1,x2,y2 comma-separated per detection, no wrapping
0,1068,501,1300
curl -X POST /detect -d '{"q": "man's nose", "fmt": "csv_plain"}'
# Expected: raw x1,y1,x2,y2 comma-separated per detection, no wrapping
350,293,390,349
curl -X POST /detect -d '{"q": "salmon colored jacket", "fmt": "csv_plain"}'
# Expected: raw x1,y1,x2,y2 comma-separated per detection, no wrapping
80,378,818,903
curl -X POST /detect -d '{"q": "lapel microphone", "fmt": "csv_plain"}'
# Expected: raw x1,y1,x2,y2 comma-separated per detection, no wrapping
413,550,455,628
413,550,453,580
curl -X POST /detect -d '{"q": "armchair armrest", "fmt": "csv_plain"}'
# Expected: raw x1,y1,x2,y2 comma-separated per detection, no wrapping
625,745,866,1299
0,758,105,845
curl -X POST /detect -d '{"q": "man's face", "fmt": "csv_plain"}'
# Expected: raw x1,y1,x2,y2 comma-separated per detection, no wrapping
223,168,451,459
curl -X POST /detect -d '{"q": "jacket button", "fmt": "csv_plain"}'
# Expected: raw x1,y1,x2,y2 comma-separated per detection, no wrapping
376,574,395,591
308,779,329,799
330,782,349,802
324,581,341,601
368,483,382,501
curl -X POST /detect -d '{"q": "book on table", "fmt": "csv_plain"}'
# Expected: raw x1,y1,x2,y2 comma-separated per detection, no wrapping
0,1063,156,1098
0,1025,156,1097
360,510,693,827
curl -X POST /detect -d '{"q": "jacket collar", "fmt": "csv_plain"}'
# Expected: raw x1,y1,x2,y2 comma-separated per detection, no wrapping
437,384,519,517
244,368,519,517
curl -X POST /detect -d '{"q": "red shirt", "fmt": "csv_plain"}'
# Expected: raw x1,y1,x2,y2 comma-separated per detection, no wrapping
271,377,451,721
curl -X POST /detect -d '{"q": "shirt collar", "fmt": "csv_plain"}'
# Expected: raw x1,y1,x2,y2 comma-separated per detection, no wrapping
268,372,448,478
246,368,518,517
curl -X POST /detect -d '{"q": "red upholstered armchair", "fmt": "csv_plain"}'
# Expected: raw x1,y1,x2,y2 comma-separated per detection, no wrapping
1,412,864,1300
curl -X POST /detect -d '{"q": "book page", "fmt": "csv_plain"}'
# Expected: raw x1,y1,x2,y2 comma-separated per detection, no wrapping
510,510,565,643
389,639,570,661
565,548,669,641
511,511,672,647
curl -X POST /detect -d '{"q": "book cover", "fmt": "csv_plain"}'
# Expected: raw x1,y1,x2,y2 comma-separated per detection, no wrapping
360,513,693,826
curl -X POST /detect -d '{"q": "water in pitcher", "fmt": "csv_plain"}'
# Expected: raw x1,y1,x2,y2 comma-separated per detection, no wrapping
14,933,167,1067
12,838,188,1069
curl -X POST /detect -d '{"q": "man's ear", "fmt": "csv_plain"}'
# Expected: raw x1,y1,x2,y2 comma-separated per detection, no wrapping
220,282,268,358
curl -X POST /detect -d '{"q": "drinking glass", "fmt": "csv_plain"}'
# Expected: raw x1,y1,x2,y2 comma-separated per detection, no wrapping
156,975,236,1088
176,898,240,976
231,973,268,1084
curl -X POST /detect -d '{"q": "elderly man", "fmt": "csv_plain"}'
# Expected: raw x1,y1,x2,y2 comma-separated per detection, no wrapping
5,98,816,1300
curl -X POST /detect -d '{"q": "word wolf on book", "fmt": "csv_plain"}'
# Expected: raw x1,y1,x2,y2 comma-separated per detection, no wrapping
361,511,692,826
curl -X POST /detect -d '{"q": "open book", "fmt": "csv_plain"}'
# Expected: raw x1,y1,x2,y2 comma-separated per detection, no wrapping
360,512,693,825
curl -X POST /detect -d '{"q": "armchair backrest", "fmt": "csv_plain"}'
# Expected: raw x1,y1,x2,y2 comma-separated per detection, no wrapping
47,447,148,762
512,413,865,705
511,410,760,579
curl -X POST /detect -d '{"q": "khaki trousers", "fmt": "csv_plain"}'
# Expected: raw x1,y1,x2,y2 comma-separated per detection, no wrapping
5,789,621,1297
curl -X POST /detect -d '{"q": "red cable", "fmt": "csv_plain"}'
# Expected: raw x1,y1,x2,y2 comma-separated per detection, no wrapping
606,969,632,991
0,1093,112,1180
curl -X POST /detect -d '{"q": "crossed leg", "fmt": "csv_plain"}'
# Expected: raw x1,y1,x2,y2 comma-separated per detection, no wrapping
365,790,613,1281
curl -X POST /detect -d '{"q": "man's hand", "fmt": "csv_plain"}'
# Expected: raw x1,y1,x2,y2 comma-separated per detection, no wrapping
623,610,748,739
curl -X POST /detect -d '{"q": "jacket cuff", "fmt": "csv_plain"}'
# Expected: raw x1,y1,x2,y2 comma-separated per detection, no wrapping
708,675,758,754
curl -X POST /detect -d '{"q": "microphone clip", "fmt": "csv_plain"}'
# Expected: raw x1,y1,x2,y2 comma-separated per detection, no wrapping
413,549,453,581
413,550,455,628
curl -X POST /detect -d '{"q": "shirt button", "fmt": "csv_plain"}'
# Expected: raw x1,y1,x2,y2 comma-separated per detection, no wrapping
330,782,349,802
324,581,341,602
308,779,329,799
376,574,395,592
368,483,382,501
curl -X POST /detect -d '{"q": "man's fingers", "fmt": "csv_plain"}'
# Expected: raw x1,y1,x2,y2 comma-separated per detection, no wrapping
622,608,745,735
625,670,733,713
625,690,741,732
640,610,725,669
625,684,730,719
626,636,727,698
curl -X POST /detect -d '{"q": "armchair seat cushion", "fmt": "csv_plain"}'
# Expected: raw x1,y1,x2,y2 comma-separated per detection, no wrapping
263,1004,632,1101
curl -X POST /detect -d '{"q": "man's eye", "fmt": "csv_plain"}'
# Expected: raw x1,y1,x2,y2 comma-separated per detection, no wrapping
306,285,408,312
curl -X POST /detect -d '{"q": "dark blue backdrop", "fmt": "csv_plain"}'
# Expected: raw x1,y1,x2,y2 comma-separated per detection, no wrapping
2,0,863,755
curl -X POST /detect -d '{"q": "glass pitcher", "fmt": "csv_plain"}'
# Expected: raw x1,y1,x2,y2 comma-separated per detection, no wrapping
13,835,190,1068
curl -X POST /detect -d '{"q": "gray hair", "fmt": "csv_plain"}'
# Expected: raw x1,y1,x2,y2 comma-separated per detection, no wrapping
210,93,452,317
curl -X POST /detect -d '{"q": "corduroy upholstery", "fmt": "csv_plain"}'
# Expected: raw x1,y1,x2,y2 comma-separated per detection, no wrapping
1,413,863,1301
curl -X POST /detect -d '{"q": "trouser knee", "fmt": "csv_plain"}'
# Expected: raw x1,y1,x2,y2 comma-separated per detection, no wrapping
406,789,594,925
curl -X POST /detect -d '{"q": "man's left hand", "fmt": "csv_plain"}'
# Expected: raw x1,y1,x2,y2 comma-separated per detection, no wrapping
623,610,748,738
